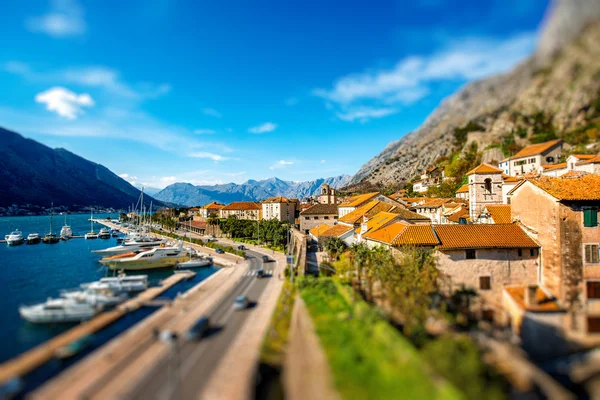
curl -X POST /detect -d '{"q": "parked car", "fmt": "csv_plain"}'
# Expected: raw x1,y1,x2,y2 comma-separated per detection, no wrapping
215,248,225,254
234,295,249,310
158,330,178,344
237,245,246,250
186,316,210,341
257,269,264,278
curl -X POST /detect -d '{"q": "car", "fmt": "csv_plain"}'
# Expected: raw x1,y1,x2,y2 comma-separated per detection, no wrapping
206,238,218,243
186,316,210,341
215,248,225,254
237,245,246,250
158,330,178,344
262,255,270,263
257,269,264,278
234,295,249,310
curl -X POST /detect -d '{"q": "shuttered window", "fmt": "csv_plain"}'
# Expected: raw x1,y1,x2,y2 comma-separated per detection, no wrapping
585,245,600,264
479,276,491,290
588,317,600,333
584,208,598,227
587,281,600,299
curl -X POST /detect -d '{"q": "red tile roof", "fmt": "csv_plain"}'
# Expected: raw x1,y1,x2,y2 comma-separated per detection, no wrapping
456,184,469,193
320,224,354,238
394,224,439,246
300,204,338,215
222,202,261,211
528,174,600,201
466,163,503,175
512,139,563,159
433,224,538,250
485,204,512,224
310,224,332,237
339,192,380,208
504,286,562,312
363,222,410,245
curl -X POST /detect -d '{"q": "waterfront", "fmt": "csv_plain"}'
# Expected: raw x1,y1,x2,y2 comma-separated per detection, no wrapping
0,214,218,371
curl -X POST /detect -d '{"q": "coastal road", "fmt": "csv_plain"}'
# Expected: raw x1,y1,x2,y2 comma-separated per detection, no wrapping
126,247,274,399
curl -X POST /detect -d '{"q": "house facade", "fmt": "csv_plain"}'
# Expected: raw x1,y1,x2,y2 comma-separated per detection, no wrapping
466,163,504,222
299,204,338,234
318,184,337,204
220,202,262,220
504,139,565,176
262,197,298,223
199,202,225,218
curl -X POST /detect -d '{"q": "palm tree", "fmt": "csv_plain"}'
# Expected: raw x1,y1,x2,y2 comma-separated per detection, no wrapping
207,212,219,236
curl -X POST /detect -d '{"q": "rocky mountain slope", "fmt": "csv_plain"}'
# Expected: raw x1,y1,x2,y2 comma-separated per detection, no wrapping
153,175,351,206
0,127,167,209
351,0,600,185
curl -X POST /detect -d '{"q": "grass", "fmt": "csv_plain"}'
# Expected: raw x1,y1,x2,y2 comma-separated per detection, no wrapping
298,277,461,400
260,279,296,366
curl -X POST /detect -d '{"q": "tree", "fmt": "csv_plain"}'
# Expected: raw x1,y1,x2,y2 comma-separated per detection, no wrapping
207,212,219,236
324,237,348,261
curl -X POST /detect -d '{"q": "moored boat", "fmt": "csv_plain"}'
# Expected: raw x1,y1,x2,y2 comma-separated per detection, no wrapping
43,205,61,244
5,230,24,246
60,286,128,307
91,238,168,256
85,208,98,239
19,297,98,324
26,233,41,245
81,274,149,292
60,214,73,240
98,227,111,239
100,241,189,270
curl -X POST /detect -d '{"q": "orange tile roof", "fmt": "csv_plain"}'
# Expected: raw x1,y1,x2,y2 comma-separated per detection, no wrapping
202,201,225,209
570,154,597,161
262,196,296,203
189,207,200,211
527,174,600,201
356,211,400,235
320,224,354,238
447,206,469,223
466,163,504,175
419,198,452,208
222,201,261,211
310,224,332,237
338,192,380,208
433,224,538,250
512,139,563,159
502,174,520,183
339,200,391,224
577,155,600,165
363,221,410,245
456,184,469,193
394,224,439,246
540,162,567,171
300,203,338,215
485,204,512,224
504,286,562,312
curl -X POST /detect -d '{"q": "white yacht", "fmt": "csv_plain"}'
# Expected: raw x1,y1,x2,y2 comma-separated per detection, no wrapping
100,242,189,270
19,298,98,324
98,227,111,239
81,274,149,292
5,230,24,246
60,214,73,240
61,286,128,307
177,248,212,268
91,238,168,257
26,233,41,245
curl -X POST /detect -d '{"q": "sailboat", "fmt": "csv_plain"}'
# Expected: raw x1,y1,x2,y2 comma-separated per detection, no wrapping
42,204,60,244
60,213,73,240
85,208,98,239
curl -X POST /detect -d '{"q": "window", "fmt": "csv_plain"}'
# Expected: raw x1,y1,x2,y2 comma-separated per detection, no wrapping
313,216,319,220
528,158,536,164
482,309,495,322
584,208,598,227
530,248,536,257
585,244,600,264
324,216,329,220
546,156,555,163
587,282,600,299
588,317,600,333
518,249,522,257
334,216,338,219
304,216,309,220
466,249,476,259
479,276,491,290
514,160,526,166
484,178,492,194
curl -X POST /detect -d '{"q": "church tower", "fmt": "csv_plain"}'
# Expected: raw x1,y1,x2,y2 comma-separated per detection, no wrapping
467,163,504,222
318,183,337,204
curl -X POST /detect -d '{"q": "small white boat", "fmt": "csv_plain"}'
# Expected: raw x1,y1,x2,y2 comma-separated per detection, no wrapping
19,298,98,324
5,230,24,246
98,227,111,239
26,233,41,245
60,214,73,239
61,287,128,307
81,274,149,293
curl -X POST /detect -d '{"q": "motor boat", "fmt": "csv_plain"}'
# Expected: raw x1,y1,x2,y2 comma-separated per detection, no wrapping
60,286,128,307
81,274,149,292
98,227,111,239
26,233,41,245
42,233,60,244
19,297,98,324
5,230,24,246
100,241,189,270
111,229,120,237
60,214,73,240
177,257,212,268
91,238,168,257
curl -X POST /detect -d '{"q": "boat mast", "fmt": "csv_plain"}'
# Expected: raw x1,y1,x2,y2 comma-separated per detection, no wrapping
50,202,54,234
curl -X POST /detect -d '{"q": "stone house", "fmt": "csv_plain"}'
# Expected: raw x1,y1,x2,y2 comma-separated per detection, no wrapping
413,167,444,193
475,204,512,224
504,139,565,176
318,184,337,204
412,198,453,224
220,202,262,220
261,197,298,223
541,154,600,177
455,184,469,200
199,202,225,218
508,174,600,337
338,192,381,217
466,163,504,221
299,204,338,234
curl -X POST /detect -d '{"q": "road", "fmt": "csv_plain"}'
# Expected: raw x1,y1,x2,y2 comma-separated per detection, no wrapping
126,245,274,399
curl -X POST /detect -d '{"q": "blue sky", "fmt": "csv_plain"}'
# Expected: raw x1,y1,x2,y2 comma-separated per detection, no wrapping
0,0,549,188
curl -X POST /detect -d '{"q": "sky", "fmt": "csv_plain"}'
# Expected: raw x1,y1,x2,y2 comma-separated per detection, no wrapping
0,0,550,189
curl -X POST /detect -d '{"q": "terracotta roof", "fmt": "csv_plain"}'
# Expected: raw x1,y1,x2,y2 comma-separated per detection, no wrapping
202,201,225,209
363,222,410,245
570,154,597,161
184,220,207,229
504,286,562,312
577,155,600,165
189,207,200,211
485,204,512,224
300,203,338,215
502,174,520,183
419,198,452,208
310,224,332,237
394,224,439,246
447,206,469,223
540,162,567,171
456,184,469,193
527,174,600,201
466,163,503,175
339,200,394,224
433,224,538,250
338,192,380,208
262,196,296,203
320,224,354,238
356,211,400,235
512,139,563,159
222,201,261,211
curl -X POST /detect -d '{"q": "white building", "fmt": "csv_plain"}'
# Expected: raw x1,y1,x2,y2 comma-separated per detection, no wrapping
261,197,298,223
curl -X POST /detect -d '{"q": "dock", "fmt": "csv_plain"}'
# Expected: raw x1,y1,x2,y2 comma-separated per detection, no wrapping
0,271,195,384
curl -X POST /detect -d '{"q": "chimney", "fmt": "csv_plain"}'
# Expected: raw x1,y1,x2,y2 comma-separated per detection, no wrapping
524,285,538,307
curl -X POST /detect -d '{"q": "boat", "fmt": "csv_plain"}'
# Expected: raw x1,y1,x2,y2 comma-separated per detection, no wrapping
60,214,73,240
99,241,190,270
91,238,168,257
81,274,149,292
55,335,92,359
60,286,128,307
85,208,98,239
19,297,98,324
5,230,24,246
177,258,211,268
26,233,41,245
43,205,61,244
111,229,120,237
98,227,111,239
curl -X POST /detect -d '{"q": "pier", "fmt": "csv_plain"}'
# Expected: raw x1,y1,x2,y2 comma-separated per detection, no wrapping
0,270,195,384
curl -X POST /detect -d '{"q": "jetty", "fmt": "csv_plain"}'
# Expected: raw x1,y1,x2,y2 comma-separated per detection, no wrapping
0,270,195,384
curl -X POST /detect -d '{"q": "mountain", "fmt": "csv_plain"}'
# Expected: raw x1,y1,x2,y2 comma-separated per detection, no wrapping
134,185,162,196
351,0,600,186
153,175,352,206
0,127,168,209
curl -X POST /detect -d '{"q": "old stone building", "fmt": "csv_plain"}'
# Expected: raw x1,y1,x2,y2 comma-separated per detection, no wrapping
504,139,565,176
299,203,338,234
467,163,504,221
318,183,337,204
261,197,298,223
220,202,262,220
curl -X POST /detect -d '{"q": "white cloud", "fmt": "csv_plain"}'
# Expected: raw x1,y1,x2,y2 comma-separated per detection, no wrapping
160,176,177,185
269,160,294,170
202,108,222,118
194,129,216,135
249,122,277,134
336,107,398,123
320,160,326,164
35,86,94,119
26,0,86,38
118,173,139,185
188,151,227,161
314,32,536,122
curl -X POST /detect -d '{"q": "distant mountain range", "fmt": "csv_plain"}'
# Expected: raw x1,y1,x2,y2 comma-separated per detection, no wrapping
0,127,168,209
134,185,162,196
152,175,352,206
